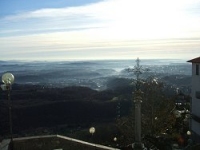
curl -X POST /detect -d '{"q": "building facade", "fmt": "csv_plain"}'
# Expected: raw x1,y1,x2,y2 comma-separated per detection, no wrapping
188,57,200,143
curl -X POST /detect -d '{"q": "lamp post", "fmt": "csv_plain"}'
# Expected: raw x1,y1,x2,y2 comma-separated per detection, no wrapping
113,137,117,142
89,127,96,149
185,131,193,149
89,127,95,136
1,73,15,149
128,58,148,149
113,137,117,149
187,131,191,136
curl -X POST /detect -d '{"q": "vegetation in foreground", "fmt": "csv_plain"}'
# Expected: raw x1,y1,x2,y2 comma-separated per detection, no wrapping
0,77,192,149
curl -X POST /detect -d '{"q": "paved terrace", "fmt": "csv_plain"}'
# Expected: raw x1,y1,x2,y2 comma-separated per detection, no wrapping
1,135,120,150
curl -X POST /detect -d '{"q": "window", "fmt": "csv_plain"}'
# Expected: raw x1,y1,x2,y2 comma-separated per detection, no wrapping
196,64,199,75
196,91,200,99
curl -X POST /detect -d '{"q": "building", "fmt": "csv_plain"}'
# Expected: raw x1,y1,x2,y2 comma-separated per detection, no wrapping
187,57,200,143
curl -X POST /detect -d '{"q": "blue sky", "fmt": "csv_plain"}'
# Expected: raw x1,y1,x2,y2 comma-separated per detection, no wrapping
0,0,100,15
0,0,200,61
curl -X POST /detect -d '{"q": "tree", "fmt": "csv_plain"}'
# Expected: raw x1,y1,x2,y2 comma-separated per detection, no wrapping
141,77,176,136
116,77,176,146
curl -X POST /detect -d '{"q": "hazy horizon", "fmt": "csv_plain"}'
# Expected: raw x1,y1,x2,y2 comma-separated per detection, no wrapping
1,0,200,61
0,58,189,63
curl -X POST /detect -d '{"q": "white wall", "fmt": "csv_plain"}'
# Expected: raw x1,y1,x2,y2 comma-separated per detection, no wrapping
191,63,200,135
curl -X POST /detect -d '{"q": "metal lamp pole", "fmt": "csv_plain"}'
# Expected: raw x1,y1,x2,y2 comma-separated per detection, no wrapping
7,84,13,142
1,73,15,150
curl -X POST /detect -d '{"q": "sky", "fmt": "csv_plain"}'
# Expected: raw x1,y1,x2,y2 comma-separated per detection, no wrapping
0,0,200,61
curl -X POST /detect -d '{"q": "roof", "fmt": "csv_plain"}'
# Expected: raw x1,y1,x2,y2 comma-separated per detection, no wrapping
187,57,200,63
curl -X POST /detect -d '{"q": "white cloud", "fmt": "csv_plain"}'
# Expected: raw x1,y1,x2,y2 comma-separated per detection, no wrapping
1,0,200,60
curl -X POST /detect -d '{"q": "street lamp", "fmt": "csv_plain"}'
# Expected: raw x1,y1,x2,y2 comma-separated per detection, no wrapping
1,73,15,149
186,131,193,148
113,137,118,149
187,131,191,136
89,127,95,136
113,137,117,142
89,127,96,149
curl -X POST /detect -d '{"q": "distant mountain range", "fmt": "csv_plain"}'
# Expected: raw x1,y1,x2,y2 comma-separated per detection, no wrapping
0,59,191,90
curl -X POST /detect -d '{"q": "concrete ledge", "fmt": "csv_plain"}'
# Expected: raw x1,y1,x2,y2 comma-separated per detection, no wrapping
12,135,120,150
0,139,10,150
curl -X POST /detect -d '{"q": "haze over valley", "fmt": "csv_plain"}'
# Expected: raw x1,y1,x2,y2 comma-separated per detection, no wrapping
0,59,191,92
